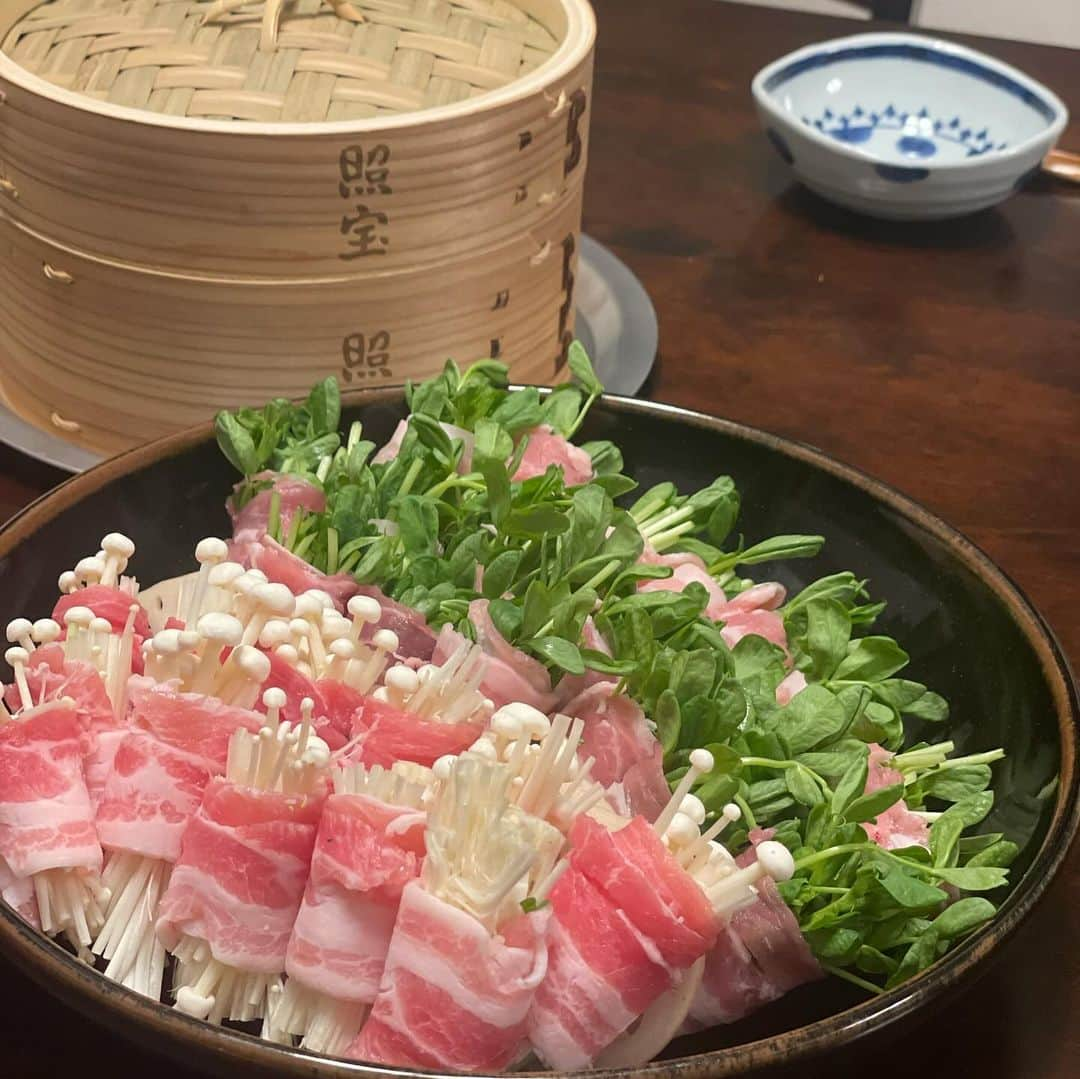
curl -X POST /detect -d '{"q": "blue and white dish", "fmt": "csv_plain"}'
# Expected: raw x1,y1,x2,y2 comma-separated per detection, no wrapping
751,33,1068,220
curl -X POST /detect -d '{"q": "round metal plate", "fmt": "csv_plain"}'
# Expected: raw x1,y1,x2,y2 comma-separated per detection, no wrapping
0,235,658,473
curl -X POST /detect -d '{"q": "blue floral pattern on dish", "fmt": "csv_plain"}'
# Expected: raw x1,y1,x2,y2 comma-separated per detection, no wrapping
801,105,1007,160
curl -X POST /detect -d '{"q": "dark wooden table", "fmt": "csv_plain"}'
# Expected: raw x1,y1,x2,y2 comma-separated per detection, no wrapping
1,0,1078,1075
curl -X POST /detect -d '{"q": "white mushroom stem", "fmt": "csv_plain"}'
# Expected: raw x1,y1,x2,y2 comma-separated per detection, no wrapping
61,606,95,664
422,758,542,933
31,618,62,646
262,687,286,731
93,852,171,1000
296,697,315,756
432,754,457,784
681,802,742,871
514,713,586,821
227,716,328,796
33,866,110,953
531,856,570,902
595,957,706,1070
348,628,397,692
288,616,312,658
680,794,707,826
188,613,243,694
229,572,266,626
654,749,716,837
663,812,701,852
172,935,281,1024
146,629,184,683
275,643,302,670
241,583,296,648
384,663,420,707
259,618,292,650
323,638,356,679
320,611,353,644
99,533,136,589
74,556,104,588
333,761,429,808
500,702,552,738
104,605,139,720
212,644,271,708
266,980,368,1055
207,561,245,600
346,595,383,643
185,538,230,625
705,840,796,916
397,642,487,724
4,646,33,711
552,760,606,829
6,619,35,653
88,617,113,676
294,594,328,673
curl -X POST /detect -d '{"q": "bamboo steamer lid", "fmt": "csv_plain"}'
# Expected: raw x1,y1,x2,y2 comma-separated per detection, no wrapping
0,0,595,453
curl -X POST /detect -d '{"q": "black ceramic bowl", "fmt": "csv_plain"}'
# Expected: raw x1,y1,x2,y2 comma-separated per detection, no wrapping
0,392,1076,1078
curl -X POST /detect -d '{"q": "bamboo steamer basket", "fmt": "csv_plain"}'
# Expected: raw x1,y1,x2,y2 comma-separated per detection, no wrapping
0,0,595,454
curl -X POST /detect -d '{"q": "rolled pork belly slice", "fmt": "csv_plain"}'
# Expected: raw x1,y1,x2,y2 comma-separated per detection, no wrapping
273,763,428,1056
0,699,106,951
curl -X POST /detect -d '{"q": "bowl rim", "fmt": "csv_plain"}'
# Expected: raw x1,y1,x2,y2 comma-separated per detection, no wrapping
750,31,1069,173
0,0,595,137
0,388,1077,1078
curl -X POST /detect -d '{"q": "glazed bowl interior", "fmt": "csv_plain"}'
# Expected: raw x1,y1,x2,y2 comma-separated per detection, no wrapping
0,391,1076,1077
753,33,1067,168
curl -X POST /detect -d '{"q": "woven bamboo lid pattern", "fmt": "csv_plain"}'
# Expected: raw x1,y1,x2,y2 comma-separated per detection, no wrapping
2,0,560,121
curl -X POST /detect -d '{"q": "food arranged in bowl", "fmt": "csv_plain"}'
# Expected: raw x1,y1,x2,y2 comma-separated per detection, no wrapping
0,347,1042,1072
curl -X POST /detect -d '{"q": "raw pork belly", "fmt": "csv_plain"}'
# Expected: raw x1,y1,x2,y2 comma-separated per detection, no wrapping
254,650,346,751
639,570,789,650
562,681,671,821
246,537,358,612
0,701,101,878
348,881,549,1072
4,643,122,807
314,678,367,744
352,584,438,663
352,697,483,769
571,815,717,968
229,475,326,552
528,816,718,1068
563,682,663,789
286,791,425,1002
127,677,263,772
3,644,114,733
687,835,820,1029
862,744,930,850
157,778,323,972
688,877,821,1027
95,732,213,863
528,866,671,1069
54,585,152,641
512,425,594,487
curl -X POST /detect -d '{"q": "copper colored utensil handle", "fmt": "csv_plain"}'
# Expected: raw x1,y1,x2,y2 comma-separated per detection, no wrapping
1043,149,1080,184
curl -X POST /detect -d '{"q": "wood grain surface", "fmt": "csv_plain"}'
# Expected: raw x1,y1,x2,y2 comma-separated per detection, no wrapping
0,1,1077,1075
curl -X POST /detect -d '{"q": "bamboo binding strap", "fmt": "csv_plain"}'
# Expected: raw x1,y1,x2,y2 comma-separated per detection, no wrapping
2,0,560,121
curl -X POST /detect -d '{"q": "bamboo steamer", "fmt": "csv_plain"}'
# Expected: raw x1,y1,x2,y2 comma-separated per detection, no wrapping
0,0,595,454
